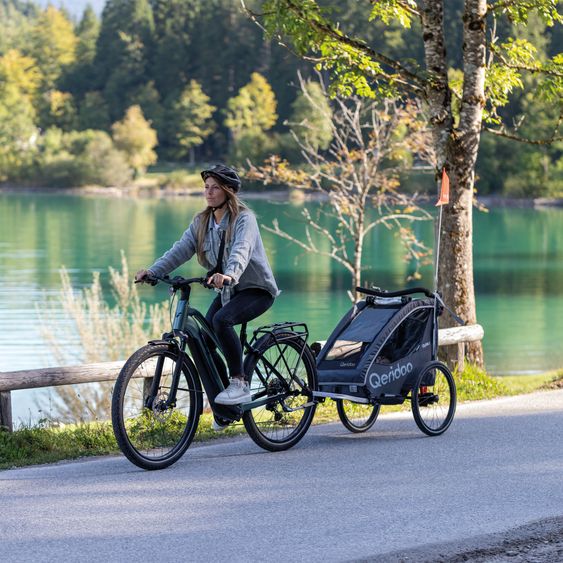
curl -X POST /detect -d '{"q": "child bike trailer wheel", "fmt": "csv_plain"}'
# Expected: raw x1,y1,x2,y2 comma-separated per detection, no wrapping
411,360,456,436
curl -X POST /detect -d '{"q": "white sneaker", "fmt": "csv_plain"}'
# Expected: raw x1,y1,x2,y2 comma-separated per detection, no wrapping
215,379,251,405
211,417,230,432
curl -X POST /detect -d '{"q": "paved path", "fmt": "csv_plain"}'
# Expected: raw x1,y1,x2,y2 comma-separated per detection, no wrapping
1,390,563,562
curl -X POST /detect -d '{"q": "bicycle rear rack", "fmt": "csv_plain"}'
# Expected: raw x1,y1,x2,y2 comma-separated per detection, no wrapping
250,321,309,344
248,321,311,395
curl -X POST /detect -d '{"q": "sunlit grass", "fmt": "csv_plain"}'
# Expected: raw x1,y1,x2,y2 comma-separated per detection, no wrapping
3,365,561,470
498,371,562,395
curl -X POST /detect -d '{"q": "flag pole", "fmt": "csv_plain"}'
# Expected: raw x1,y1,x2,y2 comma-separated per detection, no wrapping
434,167,449,292
434,203,443,292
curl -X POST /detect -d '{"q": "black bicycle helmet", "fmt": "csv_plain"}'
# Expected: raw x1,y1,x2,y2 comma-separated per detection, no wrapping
201,164,241,193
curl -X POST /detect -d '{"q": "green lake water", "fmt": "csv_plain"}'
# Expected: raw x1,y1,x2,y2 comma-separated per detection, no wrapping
1,192,562,423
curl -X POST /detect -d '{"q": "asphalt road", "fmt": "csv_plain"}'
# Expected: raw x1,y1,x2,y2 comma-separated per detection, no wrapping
1,390,563,562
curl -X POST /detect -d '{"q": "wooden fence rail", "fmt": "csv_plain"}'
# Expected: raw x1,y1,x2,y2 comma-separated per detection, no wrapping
0,324,483,432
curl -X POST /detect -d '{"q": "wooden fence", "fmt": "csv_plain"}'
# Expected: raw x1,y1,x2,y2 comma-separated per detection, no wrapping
0,324,484,432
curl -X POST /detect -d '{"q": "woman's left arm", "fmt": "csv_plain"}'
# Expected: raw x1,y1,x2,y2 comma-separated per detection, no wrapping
223,212,258,284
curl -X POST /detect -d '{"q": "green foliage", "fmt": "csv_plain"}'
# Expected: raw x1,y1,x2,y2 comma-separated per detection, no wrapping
0,48,41,100
259,0,562,198
0,410,246,468
151,0,201,94
0,62,38,181
287,79,333,152
483,37,560,123
29,6,77,89
454,364,509,402
164,79,216,159
33,128,132,187
0,0,38,56
76,131,133,187
541,369,563,389
61,7,100,100
262,0,393,99
225,72,279,163
368,0,416,28
0,0,560,193
94,0,154,120
77,91,111,130
503,148,561,197
157,169,200,191
225,72,278,135
76,5,100,66
230,129,280,165
0,421,118,468
39,90,78,131
128,80,162,125
497,0,563,26
111,105,158,176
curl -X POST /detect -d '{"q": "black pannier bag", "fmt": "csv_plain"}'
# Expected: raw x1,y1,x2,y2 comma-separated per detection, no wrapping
316,297,435,398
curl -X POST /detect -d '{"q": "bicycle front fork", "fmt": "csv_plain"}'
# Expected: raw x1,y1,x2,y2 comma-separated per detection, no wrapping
144,345,186,410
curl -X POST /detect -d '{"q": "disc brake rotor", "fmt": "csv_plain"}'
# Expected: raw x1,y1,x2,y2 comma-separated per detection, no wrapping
152,392,173,423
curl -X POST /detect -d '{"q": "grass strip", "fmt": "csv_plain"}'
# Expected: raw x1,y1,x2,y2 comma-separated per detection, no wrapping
1,367,560,470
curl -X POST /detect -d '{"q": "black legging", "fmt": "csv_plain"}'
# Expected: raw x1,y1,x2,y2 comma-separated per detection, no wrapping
205,288,275,378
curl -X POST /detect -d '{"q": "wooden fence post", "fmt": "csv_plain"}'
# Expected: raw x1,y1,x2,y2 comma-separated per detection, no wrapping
0,391,13,432
457,342,466,372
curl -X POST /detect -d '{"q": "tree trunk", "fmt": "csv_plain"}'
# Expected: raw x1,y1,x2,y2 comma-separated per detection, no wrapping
423,0,486,369
437,160,482,367
445,0,486,367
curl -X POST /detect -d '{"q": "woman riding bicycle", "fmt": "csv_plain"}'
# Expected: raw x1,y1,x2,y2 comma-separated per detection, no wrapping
135,164,279,406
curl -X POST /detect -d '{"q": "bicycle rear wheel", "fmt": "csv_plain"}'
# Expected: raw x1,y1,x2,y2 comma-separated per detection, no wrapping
112,343,202,470
411,361,456,436
242,332,317,451
336,400,380,433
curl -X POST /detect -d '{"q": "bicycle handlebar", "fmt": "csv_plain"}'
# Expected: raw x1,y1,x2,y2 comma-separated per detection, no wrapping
136,273,231,290
356,286,434,298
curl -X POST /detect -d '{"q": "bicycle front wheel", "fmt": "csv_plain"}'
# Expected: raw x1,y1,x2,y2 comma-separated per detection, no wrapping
242,332,317,452
411,361,456,436
112,344,202,470
336,400,380,433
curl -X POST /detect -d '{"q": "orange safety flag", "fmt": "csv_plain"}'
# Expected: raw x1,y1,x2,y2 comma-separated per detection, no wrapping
435,168,450,206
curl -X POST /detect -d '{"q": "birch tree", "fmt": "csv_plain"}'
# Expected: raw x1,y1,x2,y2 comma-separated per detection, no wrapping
243,0,563,366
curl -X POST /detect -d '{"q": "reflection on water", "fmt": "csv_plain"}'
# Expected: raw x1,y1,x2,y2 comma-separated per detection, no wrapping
1,193,562,423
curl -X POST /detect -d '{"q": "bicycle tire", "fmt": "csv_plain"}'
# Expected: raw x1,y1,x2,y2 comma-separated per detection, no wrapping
112,343,202,470
242,332,317,452
336,400,380,433
411,361,456,436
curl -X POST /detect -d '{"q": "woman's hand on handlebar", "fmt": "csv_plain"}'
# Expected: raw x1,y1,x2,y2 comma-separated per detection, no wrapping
134,269,155,284
206,273,232,289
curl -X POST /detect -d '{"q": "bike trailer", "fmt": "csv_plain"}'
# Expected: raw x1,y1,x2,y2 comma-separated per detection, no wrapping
316,295,438,401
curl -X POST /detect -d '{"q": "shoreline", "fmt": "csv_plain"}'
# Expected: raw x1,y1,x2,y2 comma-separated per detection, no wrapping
1,184,562,207
0,184,301,201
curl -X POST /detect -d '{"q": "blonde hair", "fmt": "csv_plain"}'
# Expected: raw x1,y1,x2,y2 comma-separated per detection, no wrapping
195,184,248,264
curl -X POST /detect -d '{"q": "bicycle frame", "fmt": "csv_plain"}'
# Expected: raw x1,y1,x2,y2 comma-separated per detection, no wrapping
144,275,315,422
146,280,242,422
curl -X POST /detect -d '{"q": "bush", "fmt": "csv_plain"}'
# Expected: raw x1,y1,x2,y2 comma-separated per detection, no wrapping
77,131,132,186
41,155,86,187
34,128,132,187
